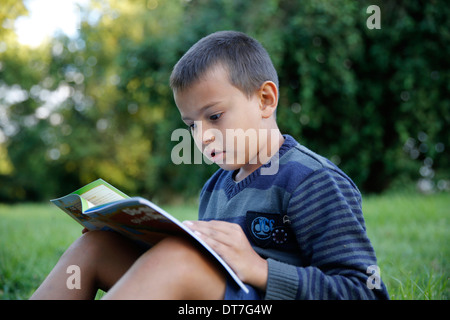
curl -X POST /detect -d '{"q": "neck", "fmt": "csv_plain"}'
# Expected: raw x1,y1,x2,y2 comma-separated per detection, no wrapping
234,129,284,182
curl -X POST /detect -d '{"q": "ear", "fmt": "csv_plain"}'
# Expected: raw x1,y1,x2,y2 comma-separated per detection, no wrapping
258,81,278,119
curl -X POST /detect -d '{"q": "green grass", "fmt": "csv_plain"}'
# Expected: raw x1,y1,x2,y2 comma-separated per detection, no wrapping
362,192,449,300
0,192,448,300
0,202,198,299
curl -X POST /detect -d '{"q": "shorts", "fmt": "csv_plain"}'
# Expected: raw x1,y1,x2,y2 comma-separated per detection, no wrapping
224,276,263,300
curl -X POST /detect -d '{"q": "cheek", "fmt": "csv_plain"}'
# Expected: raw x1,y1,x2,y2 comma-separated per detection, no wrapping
188,128,202,150
193,134,202,150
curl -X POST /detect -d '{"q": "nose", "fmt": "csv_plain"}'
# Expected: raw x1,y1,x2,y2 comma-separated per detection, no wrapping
203,133,215,145
191,121,216,149
196,121,215,146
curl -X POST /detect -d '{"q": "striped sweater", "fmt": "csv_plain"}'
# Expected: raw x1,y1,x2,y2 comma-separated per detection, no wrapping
199,135,389,300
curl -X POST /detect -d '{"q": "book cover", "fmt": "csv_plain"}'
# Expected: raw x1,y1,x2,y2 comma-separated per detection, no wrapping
51,179,248,294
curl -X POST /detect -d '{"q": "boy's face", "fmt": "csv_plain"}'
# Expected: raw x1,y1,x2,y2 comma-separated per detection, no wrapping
174,65,272,173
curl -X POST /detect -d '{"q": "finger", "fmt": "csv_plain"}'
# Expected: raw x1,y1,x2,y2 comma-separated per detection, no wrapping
196,225,232,246
196,231,227,252
186,220,238,235
186,221,238,246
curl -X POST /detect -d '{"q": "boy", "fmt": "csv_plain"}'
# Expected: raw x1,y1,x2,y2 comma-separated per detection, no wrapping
31,31,389,300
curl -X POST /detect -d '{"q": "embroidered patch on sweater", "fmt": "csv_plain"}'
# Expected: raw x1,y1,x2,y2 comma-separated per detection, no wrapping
246,211,294,250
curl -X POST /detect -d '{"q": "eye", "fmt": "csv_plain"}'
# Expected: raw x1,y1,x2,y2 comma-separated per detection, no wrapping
209,113,223,121
188,123,196,131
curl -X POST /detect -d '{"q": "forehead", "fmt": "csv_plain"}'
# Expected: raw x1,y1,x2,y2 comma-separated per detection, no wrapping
178,64,230,95
174,65,236,112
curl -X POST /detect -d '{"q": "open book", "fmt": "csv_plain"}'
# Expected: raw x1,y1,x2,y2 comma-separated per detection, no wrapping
51,179,248,293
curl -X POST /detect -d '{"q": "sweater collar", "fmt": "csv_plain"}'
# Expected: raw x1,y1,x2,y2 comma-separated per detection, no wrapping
223,134,297,198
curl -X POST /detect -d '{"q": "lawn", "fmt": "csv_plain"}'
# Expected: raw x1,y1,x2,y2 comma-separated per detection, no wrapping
362,192,449,300
0,192,448,300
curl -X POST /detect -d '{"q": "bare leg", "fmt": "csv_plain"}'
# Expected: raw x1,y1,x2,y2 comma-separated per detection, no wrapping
31,231,227,300
30,230,144,300
103,236,227,300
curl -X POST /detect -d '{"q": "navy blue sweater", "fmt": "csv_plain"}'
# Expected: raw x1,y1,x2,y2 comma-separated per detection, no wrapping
199,135,389,300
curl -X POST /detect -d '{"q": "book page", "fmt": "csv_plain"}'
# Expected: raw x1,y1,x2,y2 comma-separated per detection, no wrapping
80,184,126,208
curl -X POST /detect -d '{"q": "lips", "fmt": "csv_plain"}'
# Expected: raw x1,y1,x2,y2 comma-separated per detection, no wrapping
207,148,224,162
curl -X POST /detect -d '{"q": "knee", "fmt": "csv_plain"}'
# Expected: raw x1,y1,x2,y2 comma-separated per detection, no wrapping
78,230,118,247
148,237,226,298
116,236,226,299
65,230,122,260
148,236,200,263
140,236,210,276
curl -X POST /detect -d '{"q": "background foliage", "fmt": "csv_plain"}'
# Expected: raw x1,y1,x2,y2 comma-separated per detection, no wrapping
0,0,449,202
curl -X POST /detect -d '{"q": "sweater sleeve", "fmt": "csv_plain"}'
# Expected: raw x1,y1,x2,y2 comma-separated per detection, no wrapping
264,168,389,300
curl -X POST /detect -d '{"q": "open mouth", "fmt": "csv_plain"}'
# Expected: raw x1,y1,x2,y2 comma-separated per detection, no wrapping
209,149,224,162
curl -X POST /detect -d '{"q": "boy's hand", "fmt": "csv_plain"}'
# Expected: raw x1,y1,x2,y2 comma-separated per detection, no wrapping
183,220,268,291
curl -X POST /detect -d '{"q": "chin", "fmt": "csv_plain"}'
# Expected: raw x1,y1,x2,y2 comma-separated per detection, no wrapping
216,163,243,172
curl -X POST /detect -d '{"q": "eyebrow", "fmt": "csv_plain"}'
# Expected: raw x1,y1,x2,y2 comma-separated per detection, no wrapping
181,101,221,122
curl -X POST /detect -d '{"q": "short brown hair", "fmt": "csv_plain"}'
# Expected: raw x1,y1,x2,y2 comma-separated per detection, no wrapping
170,31,278,97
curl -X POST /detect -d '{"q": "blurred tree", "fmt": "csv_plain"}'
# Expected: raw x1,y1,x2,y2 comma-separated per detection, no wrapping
0,0,60,200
